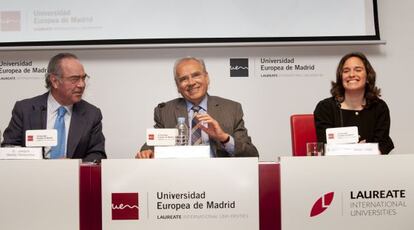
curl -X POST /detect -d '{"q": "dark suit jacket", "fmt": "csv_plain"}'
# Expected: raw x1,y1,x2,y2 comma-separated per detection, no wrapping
141,96,259,157
1,92,106,162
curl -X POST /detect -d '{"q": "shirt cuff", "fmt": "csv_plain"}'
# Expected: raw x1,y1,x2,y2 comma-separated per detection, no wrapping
222,136,235,156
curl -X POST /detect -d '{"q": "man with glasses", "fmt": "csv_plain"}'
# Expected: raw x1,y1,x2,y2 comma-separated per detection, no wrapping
1,53,106,162
136,56,258,158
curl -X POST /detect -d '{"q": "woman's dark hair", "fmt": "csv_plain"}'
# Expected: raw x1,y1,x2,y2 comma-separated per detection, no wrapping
330,52,381,107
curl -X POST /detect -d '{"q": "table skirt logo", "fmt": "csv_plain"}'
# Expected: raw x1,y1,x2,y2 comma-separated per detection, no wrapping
112,193,139,220
310,192,334,217
230,58,249,77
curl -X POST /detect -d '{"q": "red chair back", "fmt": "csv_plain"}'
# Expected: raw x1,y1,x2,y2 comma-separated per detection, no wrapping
290,114,317,156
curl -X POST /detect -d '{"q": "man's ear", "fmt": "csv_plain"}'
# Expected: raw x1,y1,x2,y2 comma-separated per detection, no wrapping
50,74,59,89
205,72,210,85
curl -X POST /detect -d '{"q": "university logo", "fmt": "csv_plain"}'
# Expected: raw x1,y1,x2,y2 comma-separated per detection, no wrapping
230,58,249,77
0,11,21,32
328,133,334,140
112,193,139,220
310,192,334,217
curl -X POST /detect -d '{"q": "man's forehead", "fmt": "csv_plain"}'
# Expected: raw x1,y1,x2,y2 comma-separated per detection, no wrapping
60,58,84,72
178,70,203,77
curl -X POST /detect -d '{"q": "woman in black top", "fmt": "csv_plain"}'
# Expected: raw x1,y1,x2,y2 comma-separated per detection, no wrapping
314,52,394,154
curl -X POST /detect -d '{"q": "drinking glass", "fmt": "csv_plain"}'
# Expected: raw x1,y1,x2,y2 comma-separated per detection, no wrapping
306,142,324,156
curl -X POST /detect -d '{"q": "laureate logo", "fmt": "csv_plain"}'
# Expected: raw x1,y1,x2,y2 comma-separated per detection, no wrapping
112,193,139,220
328,133,334,140
0,11,21,32
148,134,154,140
27,135,34,142
310,192,334,217
230,58,249,77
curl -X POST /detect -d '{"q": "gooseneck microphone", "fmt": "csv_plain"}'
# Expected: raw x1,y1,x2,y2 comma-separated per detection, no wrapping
39,105,47,128
38,105,47,158
157,102,166,108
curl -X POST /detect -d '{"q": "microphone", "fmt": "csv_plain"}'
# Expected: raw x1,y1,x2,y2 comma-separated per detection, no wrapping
38,105,47,129
157,102,166,108
38,105,47,159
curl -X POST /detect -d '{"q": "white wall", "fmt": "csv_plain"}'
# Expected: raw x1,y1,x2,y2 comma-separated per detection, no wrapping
0,0,413,160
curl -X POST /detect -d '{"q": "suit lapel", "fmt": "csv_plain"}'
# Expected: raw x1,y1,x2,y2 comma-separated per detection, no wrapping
207,96,221,155
29,93,48,129
175,99,189,124
66,103,86,158
207,96,220,121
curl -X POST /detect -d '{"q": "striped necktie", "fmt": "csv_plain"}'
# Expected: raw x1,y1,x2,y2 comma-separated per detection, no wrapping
50,106,67,159
191,106,202,145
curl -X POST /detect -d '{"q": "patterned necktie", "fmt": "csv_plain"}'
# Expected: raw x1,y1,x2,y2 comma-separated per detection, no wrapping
191,106,202,145
50,106,67,159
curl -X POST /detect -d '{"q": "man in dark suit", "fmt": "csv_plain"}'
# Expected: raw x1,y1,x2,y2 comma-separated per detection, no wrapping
136,57,258,158
1,53,106,162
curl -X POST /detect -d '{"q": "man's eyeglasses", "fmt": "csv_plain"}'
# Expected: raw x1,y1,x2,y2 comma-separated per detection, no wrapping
176,71,205,85
60,74,90,84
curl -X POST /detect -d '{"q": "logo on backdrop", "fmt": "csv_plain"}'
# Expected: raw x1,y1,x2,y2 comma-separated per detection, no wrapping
112,193,139,220
230,58,249,77
0,11,21,31
310,192,334,217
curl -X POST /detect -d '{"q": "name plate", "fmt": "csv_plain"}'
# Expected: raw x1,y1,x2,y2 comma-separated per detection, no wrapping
325,143,380,156
326,126,359,144
146,128,178,146
154,145,210,158
25,129,57,147
0,147,43,160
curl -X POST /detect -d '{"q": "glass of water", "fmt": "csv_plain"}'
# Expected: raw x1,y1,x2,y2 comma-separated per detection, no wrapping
306,142,324,156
